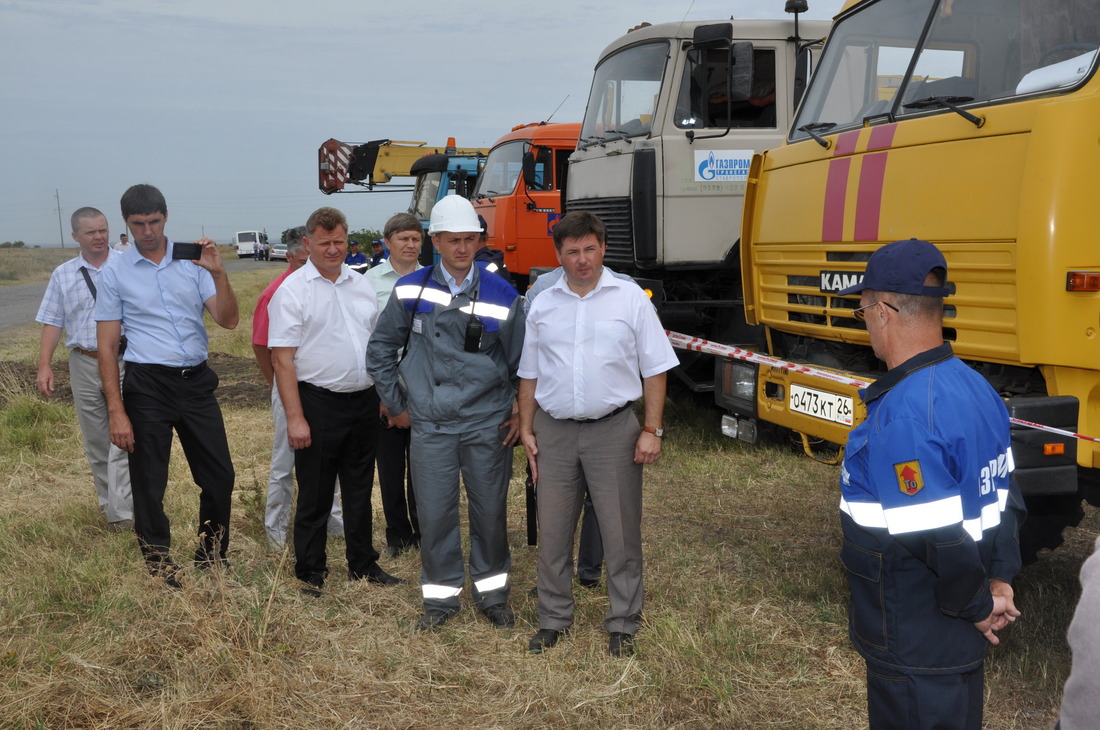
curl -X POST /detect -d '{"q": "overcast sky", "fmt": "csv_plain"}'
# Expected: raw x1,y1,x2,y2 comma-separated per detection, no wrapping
0,0,843,247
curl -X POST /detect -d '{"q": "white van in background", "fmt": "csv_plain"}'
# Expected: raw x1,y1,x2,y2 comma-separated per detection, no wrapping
235,230,268,259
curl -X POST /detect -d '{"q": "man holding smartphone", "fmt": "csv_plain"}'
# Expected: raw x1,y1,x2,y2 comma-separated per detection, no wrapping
96,184,239,588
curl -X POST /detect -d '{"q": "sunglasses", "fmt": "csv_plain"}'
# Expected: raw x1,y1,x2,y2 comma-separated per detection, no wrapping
851,300,899,321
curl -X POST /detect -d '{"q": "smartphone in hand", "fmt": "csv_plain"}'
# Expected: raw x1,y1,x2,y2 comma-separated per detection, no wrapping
172,242,203,260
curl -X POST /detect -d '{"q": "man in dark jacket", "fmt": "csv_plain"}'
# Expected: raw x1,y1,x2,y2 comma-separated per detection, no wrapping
837,238,1025,730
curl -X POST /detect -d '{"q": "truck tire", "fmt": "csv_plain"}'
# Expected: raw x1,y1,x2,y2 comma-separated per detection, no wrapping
1019,493,1085,564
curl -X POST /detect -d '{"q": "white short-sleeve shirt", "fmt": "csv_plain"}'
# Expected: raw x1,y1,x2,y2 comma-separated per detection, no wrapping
268,259,380,393
518,267,678,420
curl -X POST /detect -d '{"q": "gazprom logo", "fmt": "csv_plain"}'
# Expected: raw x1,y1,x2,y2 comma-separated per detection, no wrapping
694,150,753,182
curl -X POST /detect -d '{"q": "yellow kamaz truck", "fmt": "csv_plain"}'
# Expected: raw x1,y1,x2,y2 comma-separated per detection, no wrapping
722,0,1100,559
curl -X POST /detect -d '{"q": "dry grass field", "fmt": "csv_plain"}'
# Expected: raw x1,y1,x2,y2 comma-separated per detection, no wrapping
0,246,76,285
0,264,1093,728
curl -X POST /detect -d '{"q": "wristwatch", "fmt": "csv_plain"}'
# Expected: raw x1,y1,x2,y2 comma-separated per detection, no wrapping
642,426,664,437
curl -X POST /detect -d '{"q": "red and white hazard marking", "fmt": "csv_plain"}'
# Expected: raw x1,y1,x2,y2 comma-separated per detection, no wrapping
666,330,1100,445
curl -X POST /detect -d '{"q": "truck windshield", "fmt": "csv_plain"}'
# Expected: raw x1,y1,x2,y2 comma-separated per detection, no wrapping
791,0,1100,141
472,140,529,198
580,40,669,145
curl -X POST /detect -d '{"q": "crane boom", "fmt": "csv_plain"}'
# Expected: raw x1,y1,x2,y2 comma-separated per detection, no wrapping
319,138,490,194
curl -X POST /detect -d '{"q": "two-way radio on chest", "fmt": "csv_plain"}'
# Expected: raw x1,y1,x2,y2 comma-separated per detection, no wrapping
401,265,484,359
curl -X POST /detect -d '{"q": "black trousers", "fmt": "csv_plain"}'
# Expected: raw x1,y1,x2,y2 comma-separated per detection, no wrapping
866,662,984,730
123,362,234,566
377,423,419,549
576,492,604,581
293,382,380,581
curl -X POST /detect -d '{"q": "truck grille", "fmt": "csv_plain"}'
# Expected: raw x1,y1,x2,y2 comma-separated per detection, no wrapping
753,244,1017,355
566,197,634,267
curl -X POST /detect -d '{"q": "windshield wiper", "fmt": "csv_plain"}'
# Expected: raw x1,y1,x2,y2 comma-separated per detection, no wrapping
797,122,837,148
901,96,983,128
601,129,633,144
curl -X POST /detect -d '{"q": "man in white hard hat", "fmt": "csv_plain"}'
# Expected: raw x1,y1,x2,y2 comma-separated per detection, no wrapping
368,195,525,632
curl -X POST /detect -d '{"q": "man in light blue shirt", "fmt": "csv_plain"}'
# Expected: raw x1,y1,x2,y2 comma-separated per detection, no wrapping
96,184,239,587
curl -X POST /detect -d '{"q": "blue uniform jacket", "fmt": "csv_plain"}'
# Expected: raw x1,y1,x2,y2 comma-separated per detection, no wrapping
839,344,1025,674
366,262,524,432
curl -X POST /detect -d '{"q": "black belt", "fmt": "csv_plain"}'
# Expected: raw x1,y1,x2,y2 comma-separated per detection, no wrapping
569,402,631,424
129,361,208,379
299,381,375,399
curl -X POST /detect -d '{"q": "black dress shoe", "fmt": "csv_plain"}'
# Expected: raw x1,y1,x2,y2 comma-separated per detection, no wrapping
195,557,230,571
578,576,601,589
300,574,324,597
362,566,407,586
147,559,182,589
608,632,635,658
528,628,566,653
481,604,515,629
416,609,452,632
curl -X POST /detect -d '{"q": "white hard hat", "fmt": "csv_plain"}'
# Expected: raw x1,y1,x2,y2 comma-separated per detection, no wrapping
428,195,483,235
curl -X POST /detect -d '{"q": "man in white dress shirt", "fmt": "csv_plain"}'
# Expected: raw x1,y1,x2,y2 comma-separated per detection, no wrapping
518,211,679,657
251,226,343,549
268,206,403,596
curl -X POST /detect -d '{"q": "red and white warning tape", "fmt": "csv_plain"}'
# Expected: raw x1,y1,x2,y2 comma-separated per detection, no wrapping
666,330,1100,445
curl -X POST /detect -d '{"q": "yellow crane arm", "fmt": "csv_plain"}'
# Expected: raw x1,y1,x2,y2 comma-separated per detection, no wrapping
318,138,489,193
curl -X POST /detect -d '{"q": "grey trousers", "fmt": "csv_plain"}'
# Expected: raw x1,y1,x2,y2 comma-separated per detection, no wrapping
410,421,512,613
533,406,643,634
68,350,132,523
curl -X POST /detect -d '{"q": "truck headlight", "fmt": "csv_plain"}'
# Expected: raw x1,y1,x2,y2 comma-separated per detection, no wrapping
716,358,757,417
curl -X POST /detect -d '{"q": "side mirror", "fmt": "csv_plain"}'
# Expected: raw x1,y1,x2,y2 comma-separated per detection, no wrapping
522,147,553,190
692,22,733,50
521,150,537,189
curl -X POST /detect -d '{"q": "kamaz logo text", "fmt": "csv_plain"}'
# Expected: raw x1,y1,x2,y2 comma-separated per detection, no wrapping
819,271,864,294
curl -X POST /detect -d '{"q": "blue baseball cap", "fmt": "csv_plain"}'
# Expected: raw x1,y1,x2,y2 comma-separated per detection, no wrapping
838,238,950,297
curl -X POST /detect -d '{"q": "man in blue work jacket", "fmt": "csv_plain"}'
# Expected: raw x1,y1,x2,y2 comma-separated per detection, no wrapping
837,238,1025,730
367,195,524,633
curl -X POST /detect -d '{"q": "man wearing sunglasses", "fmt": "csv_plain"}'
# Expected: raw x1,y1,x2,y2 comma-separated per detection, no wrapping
837,238,1025,730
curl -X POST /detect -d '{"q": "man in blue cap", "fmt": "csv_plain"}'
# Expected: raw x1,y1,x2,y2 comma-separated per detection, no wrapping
345,240,368,267
837,238,1026,730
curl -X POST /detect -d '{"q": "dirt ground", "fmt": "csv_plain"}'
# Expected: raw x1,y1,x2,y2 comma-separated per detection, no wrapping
5,352,269,409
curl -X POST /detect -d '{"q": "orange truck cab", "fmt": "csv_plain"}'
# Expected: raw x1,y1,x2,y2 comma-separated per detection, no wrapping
471,122,581,289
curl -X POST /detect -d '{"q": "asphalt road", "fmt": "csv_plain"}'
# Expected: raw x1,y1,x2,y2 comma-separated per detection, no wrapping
0,255,277,333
